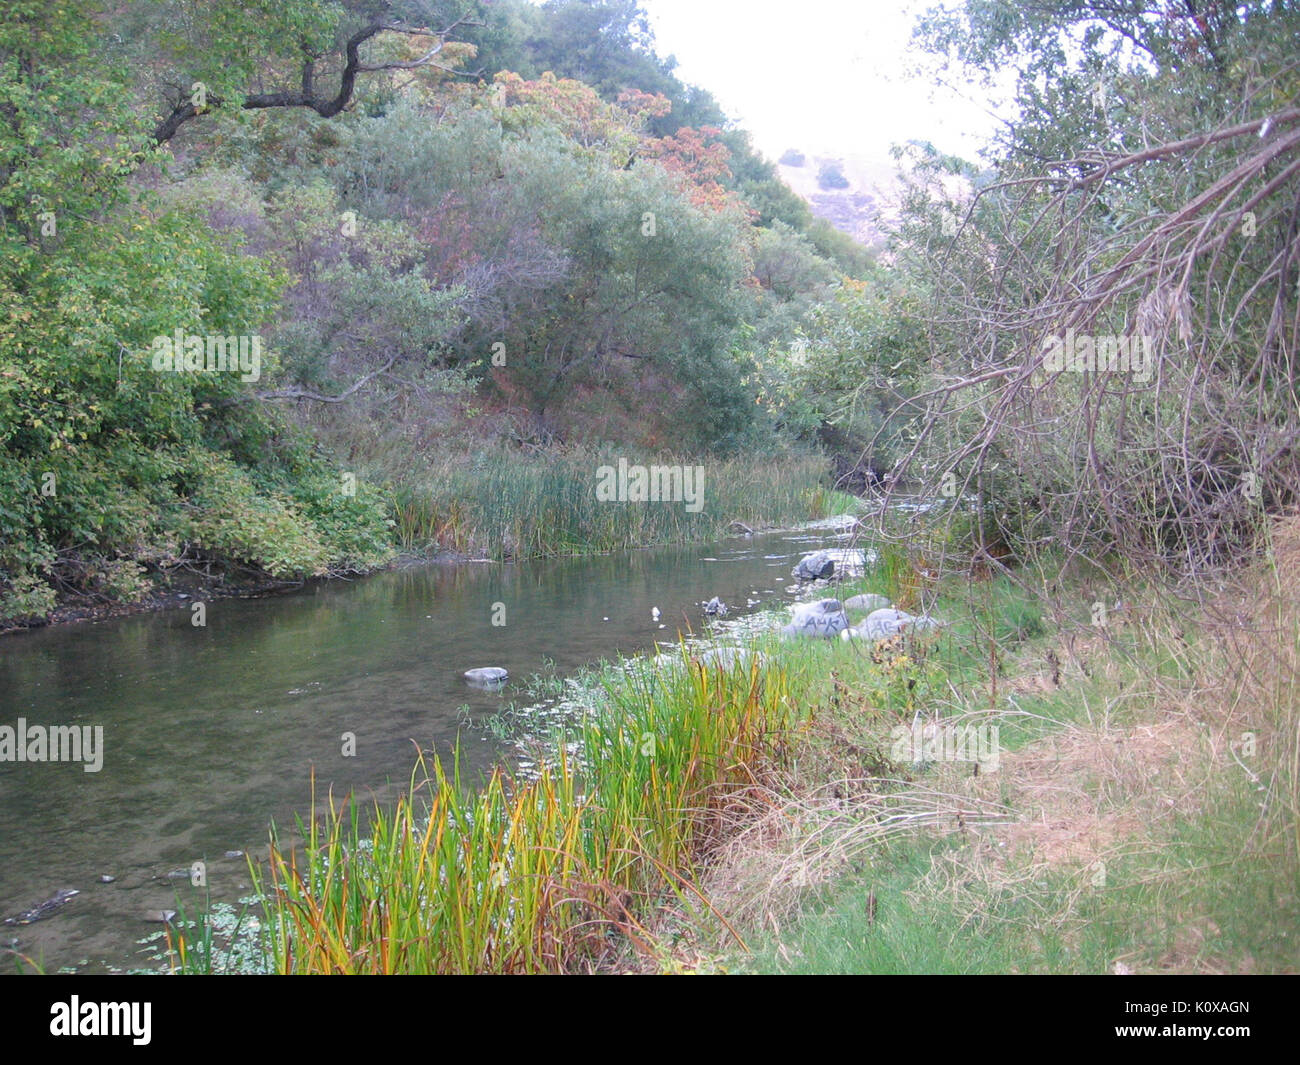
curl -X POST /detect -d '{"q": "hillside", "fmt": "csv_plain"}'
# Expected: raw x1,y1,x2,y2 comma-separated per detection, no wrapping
774,151,905,250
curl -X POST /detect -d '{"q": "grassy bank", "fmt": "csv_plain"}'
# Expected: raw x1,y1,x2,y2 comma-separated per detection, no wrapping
2,447,835,629
725,533,1300,974
218,649,797,974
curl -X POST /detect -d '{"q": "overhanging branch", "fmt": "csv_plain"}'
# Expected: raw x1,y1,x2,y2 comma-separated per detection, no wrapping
151,15,479,146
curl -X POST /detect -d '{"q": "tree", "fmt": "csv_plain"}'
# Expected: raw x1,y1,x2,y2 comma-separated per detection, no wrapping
143,1,482,145
888,0,1300,572
0,2,395,622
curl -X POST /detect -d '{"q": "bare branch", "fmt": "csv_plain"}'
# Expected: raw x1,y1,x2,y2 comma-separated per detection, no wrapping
255,356,397,403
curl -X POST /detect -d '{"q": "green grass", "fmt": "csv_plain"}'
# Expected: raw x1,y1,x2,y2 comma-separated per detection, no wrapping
734,836,1098,974
738,768,1300,975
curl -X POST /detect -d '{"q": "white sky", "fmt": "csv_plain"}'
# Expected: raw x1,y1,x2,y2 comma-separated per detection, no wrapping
638,0,1002,163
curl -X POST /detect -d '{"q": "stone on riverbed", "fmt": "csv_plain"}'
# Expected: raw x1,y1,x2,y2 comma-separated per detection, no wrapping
791,550,835,581
464,667,508,686
791,549,866,582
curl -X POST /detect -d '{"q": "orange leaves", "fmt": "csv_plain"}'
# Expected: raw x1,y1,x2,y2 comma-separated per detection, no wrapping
640,126,749,215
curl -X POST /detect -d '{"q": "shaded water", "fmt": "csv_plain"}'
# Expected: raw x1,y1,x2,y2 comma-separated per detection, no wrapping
0,524,856,972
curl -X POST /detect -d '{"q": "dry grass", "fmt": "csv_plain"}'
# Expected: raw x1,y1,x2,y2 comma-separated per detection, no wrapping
698,777,1011,932
708,518,1300,973
967,718,1208,870
1205,514,1300,867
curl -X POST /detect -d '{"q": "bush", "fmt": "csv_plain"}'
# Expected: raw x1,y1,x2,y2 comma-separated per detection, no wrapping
817,162,850,190
180,453,330,578
0,573,57,625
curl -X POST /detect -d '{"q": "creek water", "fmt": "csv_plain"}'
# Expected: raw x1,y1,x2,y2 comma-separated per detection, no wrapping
0,521,859,973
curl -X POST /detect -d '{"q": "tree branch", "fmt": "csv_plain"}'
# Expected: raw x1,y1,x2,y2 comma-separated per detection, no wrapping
150,15,479,146
254,355,397,403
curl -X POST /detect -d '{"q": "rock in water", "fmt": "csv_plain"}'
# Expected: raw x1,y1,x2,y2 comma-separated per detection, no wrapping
844,593,892,613
464,667,508,686
792,550,836,581
792,549,867,582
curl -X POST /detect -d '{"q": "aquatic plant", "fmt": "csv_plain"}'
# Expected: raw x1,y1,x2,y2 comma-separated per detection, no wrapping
252,647,792,973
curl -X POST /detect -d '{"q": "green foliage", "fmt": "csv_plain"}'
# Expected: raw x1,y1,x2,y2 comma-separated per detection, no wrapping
285,474,396,573
0,0,860,624
179,452,330,578
752,221,837,303
179,451,395,579
805,218,877,277
755,270,930,463
0,572,57,624
0,3,155,240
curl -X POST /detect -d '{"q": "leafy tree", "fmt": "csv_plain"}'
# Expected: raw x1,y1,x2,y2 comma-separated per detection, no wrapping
0,2,395,623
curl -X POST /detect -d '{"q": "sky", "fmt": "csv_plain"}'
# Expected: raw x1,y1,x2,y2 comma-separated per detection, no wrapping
638,0,1003,164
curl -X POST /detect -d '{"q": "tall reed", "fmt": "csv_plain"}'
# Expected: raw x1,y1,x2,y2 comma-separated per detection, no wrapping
387,450,831,558
251,650,794,973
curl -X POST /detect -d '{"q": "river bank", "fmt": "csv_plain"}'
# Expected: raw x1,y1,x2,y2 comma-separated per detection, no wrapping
1,449,838,636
